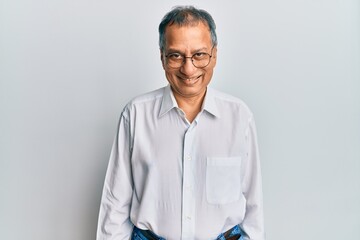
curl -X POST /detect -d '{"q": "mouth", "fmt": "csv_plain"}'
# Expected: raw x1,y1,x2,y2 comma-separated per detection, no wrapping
178,75,202,85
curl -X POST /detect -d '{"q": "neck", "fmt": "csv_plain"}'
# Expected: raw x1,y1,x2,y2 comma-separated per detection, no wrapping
172,89,207,123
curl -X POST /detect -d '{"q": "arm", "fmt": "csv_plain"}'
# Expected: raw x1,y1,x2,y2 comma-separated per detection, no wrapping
96,110,134,240
240,115,265,240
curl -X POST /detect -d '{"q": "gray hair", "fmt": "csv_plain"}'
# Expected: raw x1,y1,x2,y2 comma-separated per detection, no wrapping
158,6,218,52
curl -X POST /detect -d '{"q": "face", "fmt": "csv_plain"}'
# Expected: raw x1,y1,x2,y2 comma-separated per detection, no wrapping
161,22,217,99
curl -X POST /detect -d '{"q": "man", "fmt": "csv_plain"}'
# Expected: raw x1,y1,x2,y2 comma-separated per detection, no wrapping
97,6,265,240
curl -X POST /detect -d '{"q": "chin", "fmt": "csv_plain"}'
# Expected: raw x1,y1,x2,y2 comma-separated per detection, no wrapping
178,87,206,97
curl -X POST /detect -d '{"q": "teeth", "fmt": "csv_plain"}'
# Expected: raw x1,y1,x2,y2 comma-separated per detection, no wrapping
183,77,198,81
178,75,201,83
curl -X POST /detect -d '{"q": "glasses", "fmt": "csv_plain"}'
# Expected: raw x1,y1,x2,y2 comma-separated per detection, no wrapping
165,46,214,69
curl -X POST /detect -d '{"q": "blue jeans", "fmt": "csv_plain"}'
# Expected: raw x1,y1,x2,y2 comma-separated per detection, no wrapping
216,225,244,240
131,226,165,240
131,225,243,240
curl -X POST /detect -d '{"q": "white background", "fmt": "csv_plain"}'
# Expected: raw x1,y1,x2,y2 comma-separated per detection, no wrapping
1,0,359,239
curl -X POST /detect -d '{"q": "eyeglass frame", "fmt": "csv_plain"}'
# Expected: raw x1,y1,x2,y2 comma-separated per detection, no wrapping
164,46,215,69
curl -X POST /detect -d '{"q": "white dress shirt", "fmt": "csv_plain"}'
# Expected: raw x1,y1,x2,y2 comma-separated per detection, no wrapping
97,85,265,240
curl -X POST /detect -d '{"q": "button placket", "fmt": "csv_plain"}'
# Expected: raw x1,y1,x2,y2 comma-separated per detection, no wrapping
181,125,196,239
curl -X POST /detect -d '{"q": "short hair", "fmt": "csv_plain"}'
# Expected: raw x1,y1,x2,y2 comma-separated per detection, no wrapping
158,6,218,52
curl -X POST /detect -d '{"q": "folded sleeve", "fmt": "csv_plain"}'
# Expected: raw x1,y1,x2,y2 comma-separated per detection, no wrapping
96,108,134,240
240,115,265,240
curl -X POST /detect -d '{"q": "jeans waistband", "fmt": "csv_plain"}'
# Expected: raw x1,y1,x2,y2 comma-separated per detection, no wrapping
131,225,242,240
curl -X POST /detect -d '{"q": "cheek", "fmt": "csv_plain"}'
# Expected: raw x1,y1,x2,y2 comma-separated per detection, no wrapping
165,68,178,76
165,70,176,82
204,68,214,77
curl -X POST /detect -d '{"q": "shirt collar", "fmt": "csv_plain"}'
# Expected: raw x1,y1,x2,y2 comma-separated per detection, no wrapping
159,85,220,118
159,85,177,117
202,87,220,118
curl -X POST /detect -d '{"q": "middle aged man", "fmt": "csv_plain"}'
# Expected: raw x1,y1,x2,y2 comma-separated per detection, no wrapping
97,6,265,240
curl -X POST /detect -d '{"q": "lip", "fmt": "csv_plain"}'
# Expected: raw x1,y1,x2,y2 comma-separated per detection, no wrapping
178,75,202,85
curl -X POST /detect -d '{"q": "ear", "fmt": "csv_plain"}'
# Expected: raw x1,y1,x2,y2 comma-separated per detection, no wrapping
160,49,165,69
212,46,218,66
212,46,218,59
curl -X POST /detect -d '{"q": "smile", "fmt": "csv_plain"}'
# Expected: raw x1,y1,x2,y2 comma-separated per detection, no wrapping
178,75,202,84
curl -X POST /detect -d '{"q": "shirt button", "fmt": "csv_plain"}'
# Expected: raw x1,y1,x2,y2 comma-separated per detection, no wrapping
187,156,191,161
186,215,192,220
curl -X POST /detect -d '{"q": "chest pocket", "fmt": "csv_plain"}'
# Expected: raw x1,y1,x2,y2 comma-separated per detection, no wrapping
206,157,242,204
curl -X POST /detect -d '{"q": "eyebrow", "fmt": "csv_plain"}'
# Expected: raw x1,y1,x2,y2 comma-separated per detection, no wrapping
166,47,209,54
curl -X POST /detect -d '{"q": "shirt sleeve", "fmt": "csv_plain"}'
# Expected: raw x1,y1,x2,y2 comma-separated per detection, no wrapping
96,108,134,240
240,115,265,240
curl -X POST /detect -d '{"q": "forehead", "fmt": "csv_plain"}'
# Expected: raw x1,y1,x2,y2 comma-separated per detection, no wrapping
164,21,212,50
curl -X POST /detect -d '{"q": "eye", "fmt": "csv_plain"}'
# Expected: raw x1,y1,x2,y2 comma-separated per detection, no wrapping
193,52,207,60
167,53,183,60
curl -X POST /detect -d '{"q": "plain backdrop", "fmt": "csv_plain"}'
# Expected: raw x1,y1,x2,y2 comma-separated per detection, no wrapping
0,0,359,239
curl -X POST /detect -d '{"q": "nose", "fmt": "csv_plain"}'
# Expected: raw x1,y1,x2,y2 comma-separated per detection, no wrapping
180,57,197,76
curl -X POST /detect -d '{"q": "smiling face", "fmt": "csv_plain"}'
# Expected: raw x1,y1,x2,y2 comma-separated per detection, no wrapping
161,21,217,100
